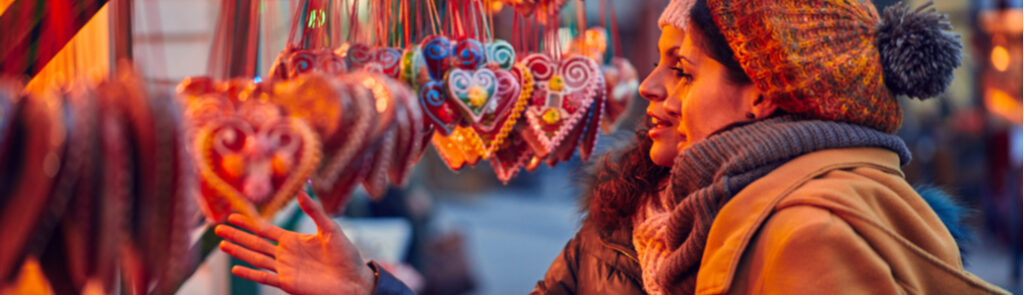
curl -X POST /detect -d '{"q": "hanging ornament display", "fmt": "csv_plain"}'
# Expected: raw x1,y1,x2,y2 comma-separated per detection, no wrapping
180,78,322,221
179,0,629,217
475,63,530,156
268,48,348,80
0,81,67,282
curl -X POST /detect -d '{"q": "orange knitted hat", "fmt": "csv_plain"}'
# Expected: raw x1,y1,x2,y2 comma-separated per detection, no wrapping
704,0,962,133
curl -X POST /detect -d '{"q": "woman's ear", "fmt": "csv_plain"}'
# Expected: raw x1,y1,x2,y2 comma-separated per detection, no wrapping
741,86,777,119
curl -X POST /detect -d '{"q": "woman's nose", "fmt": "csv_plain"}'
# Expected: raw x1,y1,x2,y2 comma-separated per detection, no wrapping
639,71,667,102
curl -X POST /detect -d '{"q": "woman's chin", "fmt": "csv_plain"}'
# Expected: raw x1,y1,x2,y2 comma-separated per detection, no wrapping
649,144,677,167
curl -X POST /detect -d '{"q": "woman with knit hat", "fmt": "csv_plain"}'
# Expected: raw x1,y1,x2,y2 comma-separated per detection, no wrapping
606,0,1009,293
215,0,1010,294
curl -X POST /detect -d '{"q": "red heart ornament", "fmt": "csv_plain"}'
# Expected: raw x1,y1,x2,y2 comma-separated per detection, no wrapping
194,110,321,221
421,36,452,80
518,54,600,158
489,123,534,184
419,80,459,135
371,47,403,78
445,68,498,124
264,74,375,214
474,65,531,156
387,78,426,187
344,42,373,69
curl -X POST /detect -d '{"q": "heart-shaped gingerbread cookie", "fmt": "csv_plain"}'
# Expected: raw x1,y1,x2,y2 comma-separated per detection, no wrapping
194,104,321,221
518,54,600,158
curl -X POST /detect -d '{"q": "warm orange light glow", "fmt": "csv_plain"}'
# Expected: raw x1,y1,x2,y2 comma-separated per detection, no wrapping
985,89,1023,124
0,258,55,294
991,45,1011,72
24,4,110,95
0,0,14,15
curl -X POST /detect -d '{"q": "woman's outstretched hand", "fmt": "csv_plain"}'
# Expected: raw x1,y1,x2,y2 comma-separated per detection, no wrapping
214,191,375,295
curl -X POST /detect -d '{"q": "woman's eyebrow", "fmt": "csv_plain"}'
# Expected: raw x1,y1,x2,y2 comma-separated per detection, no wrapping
660,46,680,57
675,48,695,66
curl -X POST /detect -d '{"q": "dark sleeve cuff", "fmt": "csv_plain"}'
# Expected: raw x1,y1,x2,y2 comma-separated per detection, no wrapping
368,261,416,295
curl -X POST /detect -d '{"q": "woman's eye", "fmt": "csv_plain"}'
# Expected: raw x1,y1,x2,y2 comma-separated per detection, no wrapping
670,67,693,80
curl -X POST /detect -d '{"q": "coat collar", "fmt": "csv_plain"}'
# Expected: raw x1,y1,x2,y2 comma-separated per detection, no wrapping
694,147,903,294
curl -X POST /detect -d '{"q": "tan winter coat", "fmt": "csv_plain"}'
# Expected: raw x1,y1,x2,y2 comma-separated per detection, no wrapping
695,147,1009,295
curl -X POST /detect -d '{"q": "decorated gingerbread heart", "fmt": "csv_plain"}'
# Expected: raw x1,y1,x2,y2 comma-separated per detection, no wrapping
489,123,535,185
418,36,460,135
289,49,347,77
419,80,459,136
308,78,378,214
452,38,486,70
266,47,348,80
347,72,401,198
194,104,321,221
485,40,516,71
445,68,497,124
474,65,531,156
385,77,426,187
371,47,403,78
518,54,601,158
421,36,452,80
343,42,374,69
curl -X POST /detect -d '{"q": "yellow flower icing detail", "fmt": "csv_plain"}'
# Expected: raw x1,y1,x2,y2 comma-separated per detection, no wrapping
549,75,564,91
468,85,488,107
542,108,561,124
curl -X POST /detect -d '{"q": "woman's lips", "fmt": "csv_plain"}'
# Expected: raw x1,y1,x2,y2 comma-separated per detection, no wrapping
648,114,675,138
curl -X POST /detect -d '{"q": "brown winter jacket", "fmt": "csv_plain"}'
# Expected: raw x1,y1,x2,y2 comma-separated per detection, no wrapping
531,217,646,294
533,147,1008,294
695,147,1008,295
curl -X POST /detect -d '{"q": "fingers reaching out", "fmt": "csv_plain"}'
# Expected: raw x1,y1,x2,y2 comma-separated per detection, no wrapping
214,224,277,257
297,190,338,234
219,240,278,272
231,266,282,288
226,213,287,243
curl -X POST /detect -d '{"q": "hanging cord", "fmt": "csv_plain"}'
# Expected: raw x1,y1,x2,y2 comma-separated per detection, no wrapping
403,0,411,47
468,0,479,40
427,0,441,37
486,0,495,42
576,0,586,56
512,10,520,50
347,0,359,43
142,0,169,78
609,0,622,58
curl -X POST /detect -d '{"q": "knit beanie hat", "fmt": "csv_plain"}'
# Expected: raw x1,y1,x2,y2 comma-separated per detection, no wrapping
659,0,696,29
705,0,962,133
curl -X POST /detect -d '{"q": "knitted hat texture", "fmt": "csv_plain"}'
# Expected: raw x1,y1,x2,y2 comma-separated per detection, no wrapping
659,0,696,29
706,0,962,133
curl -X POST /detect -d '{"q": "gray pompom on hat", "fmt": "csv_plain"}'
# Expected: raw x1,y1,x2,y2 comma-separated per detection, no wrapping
876,1,963,100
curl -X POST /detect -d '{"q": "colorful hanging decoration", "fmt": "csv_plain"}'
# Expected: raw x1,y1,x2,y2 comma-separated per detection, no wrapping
0,81,67,282
518,54,602,158
179,78,322,221
179,0,629,215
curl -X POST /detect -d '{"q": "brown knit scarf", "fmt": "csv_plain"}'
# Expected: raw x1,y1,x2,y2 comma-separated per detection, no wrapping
654,116,911,293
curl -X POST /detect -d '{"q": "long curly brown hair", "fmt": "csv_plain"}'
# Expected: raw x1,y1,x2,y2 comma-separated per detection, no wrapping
581,119,671,230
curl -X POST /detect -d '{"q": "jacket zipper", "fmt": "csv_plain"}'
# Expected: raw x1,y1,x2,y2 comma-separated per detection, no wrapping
598,239,640,263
